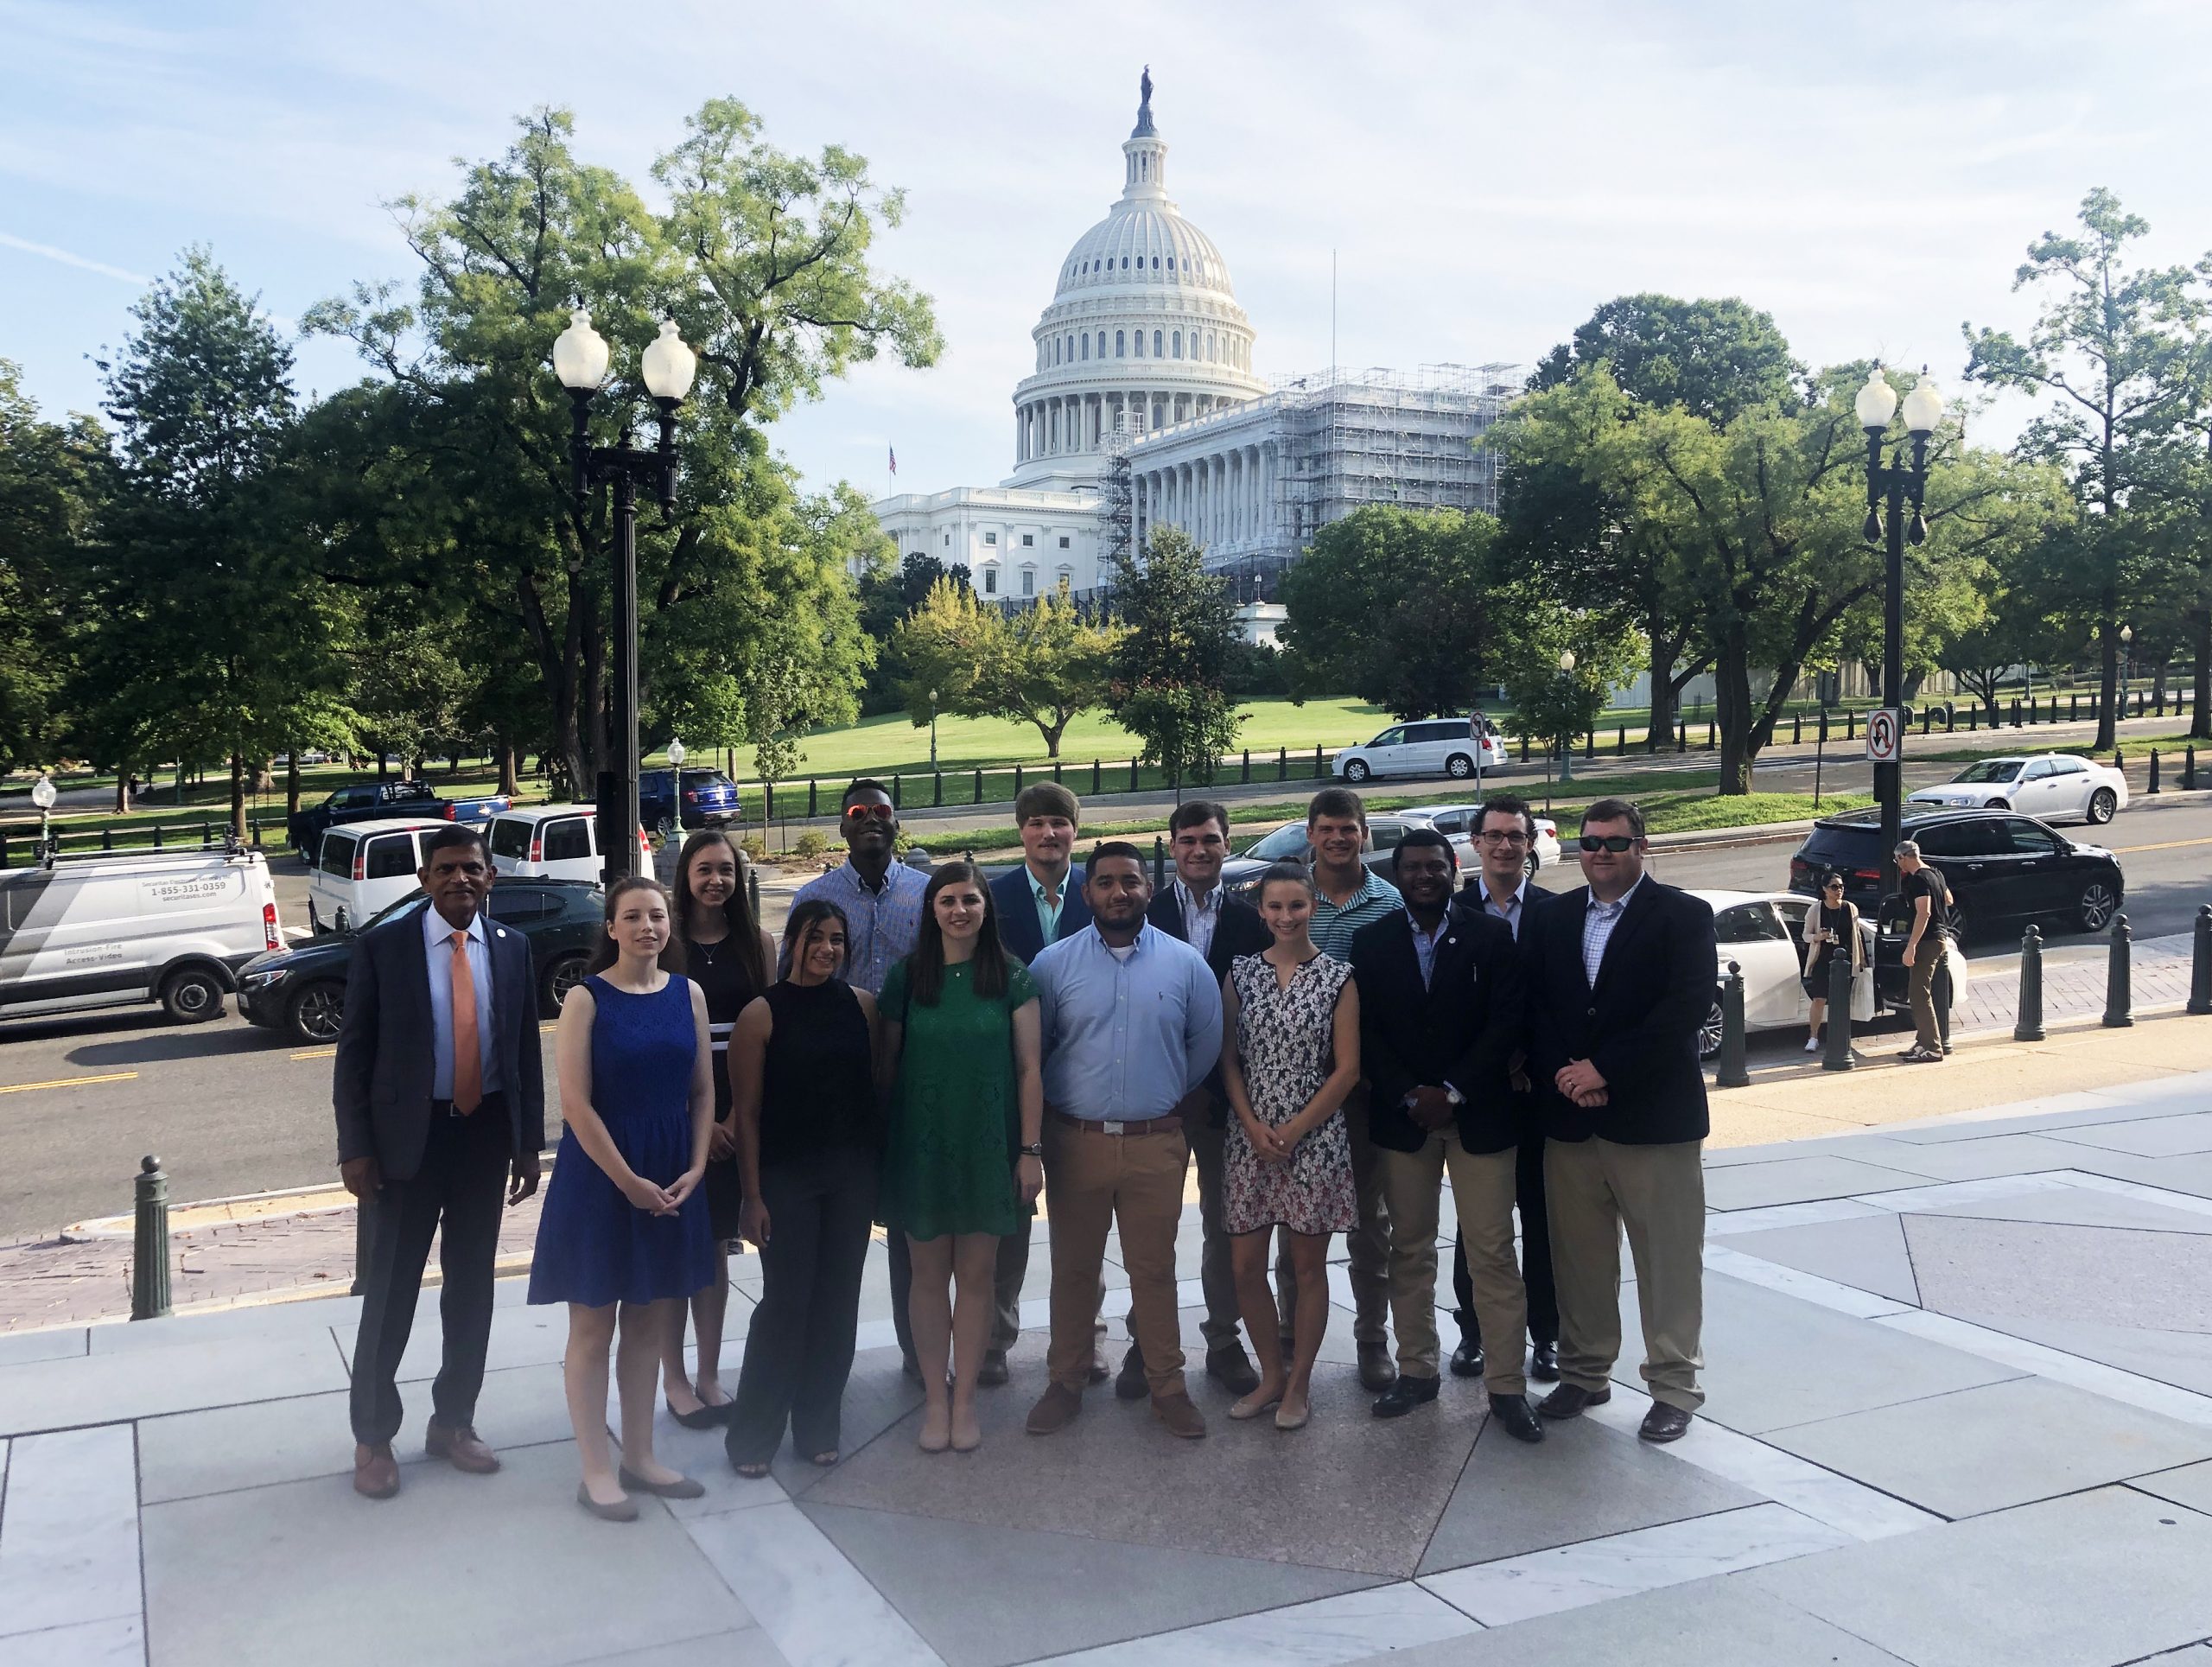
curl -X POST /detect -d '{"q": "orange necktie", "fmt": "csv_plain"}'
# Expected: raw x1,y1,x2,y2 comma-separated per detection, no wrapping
448,930,481,1115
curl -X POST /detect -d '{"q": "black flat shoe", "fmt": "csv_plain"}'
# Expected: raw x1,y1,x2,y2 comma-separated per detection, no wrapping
1489,1393,1544,1444
976,1350,1009,1388
1370,1374,1440,1419
1448,1338,1484,1379
1639,1403,1693,1443
1536,1383,1611,1420
667,1397,721,1431
1114,1346,1149,1402
1529,1342,1560,1383
1205,1346,1261,1397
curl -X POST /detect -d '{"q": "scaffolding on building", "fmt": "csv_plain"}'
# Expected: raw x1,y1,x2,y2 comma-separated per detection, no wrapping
1097,419,1135,581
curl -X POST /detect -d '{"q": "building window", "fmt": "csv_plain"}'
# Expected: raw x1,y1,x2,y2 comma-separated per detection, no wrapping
1052,339,1059,366
1058,535,1071,549
1116,330,1125,356
1172,330,1182,359
1081,334,1089,360
1152,255,1160,270
1020,532,1034,546
1134,330,1143,358
1121,255,1129,269
983,531,998,545
1096,331,1106,357
1020,568,1035,596
1167,256,1175,270
982,566,998,595
943,531,950,548
1153,329,1163,357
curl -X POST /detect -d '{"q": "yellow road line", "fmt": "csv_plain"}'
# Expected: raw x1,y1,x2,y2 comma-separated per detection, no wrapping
0,1070,140,1096
289,1047,336,1061
2110,836,2212,855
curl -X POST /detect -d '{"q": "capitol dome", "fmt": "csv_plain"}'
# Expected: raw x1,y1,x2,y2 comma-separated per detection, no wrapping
1004,70,1267,492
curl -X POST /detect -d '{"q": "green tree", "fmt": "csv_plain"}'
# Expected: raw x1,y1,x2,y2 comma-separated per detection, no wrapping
1107,526,1242,794
991,582,1125,756
857,550,964,712
1963,188,2210,748
891,576,997,729
1278,506,1498,718
1493,593,1644,766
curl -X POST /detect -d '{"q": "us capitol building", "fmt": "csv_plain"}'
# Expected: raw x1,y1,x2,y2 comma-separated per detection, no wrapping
873,73,1517,634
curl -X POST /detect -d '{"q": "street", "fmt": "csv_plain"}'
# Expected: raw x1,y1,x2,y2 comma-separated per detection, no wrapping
2,795,2208,1241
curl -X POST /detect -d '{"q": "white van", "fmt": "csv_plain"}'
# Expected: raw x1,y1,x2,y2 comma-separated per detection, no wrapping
1331,718,1506,785
306,818,448,935
486,805,635,884
0,843,283,1023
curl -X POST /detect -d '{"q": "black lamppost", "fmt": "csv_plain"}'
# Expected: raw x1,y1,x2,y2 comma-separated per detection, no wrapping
928,688,940,770
1854,364,1945,898
1556,649,1577,784
553,309,697,887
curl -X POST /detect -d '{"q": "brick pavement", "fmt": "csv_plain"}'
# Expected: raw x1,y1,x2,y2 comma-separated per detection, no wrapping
1955,931,2196,1035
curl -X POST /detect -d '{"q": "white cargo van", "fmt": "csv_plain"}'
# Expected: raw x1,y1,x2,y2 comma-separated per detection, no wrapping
306,818,448,935
0,843,283,1023
486,805,631,884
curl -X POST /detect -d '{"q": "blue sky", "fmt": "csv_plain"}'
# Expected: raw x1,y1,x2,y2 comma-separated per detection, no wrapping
5,0,2210,499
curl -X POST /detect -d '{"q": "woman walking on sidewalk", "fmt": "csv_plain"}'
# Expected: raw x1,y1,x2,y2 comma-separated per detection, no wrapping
530,877,716,1521
1801,870,1862,1053
725,900,882,1476
877,863,1045,1454
1219,864,1362,1431
662,830,774,1428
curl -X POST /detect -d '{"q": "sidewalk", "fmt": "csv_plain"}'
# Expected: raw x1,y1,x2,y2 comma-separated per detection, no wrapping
4,1057,2212,1663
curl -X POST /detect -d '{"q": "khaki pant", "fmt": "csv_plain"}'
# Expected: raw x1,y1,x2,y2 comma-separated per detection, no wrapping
1545,1136,1705,1412
1379,1131,1525,1393
1042,1117,1190,1397
1276,1090,1389,1345
1122,1113,1240,1356
1908,946,1948,1053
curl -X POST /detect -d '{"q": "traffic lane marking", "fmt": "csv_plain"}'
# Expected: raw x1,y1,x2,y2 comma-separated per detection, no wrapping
2108,836,2212,855
290,1047,336,1060
0,1070,141,1095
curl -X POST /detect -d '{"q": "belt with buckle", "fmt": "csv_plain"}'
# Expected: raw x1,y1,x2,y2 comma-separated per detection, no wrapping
1050,1109,1179,1136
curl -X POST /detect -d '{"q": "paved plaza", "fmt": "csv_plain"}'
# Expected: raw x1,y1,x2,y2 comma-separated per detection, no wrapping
3,1065,2212,1664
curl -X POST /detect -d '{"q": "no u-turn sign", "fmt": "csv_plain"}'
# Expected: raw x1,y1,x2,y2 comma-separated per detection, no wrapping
1865,706,1904,763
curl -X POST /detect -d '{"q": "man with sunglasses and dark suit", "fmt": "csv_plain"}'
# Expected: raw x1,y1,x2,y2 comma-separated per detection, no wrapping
1521,798,1715,1443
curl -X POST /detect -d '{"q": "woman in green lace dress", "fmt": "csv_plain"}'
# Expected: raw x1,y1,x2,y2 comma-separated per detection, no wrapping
878,862,1044,1454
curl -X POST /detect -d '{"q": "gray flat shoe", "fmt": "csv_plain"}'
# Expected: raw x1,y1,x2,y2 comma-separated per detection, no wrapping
617,1465,705,1499
576,1482,639,1522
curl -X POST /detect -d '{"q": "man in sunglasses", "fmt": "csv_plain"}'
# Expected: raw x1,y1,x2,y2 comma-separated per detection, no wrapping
788,780,931,1371
1521,798,1716,1443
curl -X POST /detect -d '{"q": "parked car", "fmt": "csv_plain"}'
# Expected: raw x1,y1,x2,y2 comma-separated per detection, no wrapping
1907,753,2127,826
1418,802,1562,879
286,779,512,856
0,843,282,1025
486,804,645,884
306,818,449,936
1688,887,1968,1057
1331,718,1505,785
237,878,605,1043
1789,806,2125,942
639,768,741,833
1219,811,1473,900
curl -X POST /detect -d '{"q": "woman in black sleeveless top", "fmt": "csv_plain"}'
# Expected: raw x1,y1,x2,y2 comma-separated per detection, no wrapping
724,898,881,1474
661,830,775,1428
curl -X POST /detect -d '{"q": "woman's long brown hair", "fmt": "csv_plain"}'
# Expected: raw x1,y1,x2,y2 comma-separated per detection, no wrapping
671,827,768,989
586,875,688,976
906,861,1011,1006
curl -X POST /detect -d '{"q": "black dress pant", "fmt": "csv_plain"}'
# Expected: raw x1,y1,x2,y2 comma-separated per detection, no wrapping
727,1145,878,1466
349,1098,513,1447
1453,1131,1557,1348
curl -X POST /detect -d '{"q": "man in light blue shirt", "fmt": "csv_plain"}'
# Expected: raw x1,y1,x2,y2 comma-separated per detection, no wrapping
1024,843,1222,1442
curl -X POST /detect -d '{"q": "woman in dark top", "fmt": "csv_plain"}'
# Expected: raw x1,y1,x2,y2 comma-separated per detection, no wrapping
1799,870,1862,1054
661,829,776,1429
724,899,881,1476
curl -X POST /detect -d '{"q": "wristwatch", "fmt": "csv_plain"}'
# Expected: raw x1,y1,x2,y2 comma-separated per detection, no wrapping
1019,1142,1044,1158
1443,1085,1465,1107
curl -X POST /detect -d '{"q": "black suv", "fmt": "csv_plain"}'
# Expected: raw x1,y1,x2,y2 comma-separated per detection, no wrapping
235,879,605,1044
1789,807,2124,943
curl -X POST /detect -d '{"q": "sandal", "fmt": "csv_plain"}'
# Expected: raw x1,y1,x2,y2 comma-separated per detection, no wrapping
729,1457,772,1479
809,1449,839,1467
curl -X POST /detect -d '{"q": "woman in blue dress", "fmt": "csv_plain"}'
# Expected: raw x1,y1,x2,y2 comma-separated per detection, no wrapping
530,875,716,1521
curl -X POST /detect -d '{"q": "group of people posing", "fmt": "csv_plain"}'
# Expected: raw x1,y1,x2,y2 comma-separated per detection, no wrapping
334,773,1721,1520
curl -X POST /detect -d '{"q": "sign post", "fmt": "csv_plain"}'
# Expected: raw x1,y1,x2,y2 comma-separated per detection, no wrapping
1867,706,1905,899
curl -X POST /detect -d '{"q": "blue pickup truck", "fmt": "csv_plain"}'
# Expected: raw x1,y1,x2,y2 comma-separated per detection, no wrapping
286,779,512,856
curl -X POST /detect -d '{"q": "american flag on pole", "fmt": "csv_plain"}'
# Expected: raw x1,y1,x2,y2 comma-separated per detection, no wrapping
888,445,897,475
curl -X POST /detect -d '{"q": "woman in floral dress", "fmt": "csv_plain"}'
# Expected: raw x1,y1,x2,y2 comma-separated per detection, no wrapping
1219,863,1362,1430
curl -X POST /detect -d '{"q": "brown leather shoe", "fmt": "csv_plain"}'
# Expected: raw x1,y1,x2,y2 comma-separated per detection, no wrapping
353,1442,399,1499
1357,1340,1398,1392
1151,1390,1207,1440
1025,1382,1084,1435
425,1420,501,1474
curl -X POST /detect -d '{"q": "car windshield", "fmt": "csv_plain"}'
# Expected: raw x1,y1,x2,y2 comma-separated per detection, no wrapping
1244,824,1312,860
1952,760,2024,784
359,891,429,932
682,771,734,789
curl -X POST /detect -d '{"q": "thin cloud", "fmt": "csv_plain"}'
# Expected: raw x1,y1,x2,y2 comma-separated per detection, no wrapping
0,231,149,285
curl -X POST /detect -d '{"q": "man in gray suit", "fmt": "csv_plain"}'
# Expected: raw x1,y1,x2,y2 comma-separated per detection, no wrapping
336,824,545,1499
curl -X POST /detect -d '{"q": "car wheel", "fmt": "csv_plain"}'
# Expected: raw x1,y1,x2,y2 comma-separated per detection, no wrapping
1945,901,1969,946
2077,881,2120,932
540,951,589,1017
288,979,346,1044
2086,787,2117,825
1343,759,1370,783
160,967,226,1024
1986,799,2009,811
1446,753,1474,779
1523,850,1540,880
1698,993,1724,1059
307,900,322,935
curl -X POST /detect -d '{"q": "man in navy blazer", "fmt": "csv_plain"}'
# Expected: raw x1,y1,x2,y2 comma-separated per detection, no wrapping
1520,798,1715,1444
334,825,544,1499
980,782,1098,1384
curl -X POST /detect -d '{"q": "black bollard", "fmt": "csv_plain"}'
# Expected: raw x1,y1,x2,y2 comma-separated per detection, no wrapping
1677,722,1688,753
2103,913,2133,1028
1152,836,1166,893
131,1155,172,1320
747,865,761,925
1717,962,1750,1088
2187,746,2199,792
2014,926,2045,1042
2151,750,2162,794
2190,904,2212,1016
1822,940,1854,1072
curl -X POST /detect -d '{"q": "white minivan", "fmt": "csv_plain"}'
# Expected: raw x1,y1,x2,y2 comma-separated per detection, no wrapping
486,805,624,884
0,843,283,1023
1332,718,1506,784
307,818,448,935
